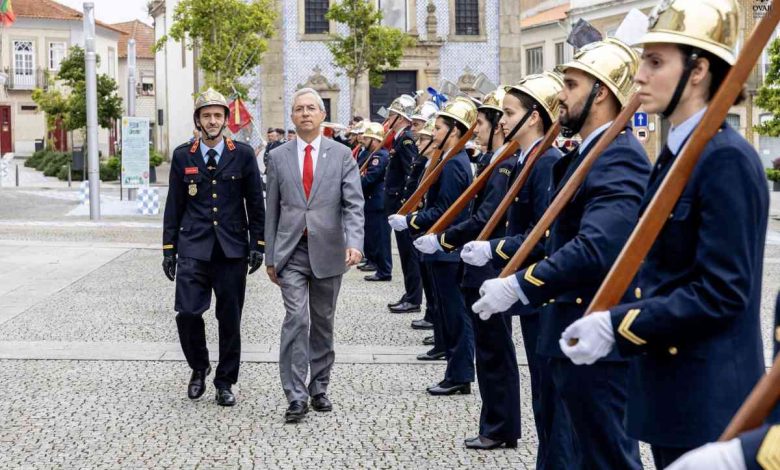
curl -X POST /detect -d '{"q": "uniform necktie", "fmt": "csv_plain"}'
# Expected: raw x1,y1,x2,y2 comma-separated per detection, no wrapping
302,144,314,199
206,148,218,176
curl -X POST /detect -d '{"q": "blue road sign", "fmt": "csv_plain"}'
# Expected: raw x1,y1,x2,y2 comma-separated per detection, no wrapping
633,112,648,127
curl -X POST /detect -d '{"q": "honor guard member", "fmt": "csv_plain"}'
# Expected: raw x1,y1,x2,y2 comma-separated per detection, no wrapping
360,122,393,282
664,292,780,470
559,1,770,467
410,119,442,349
389,98,476,394
162,88,266,407
414,88,521,449
384,94,424,313
462,72,577,467
473,38,651,469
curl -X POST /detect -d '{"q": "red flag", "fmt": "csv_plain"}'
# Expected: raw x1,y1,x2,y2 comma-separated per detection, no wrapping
227,98,252,134
0,0,15,27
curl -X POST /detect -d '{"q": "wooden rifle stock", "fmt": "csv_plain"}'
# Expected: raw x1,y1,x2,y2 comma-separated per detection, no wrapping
720,353,780,441
420,149,443,183
498,95,641,278
477,122,561,241
424,140,520,235
396,122,477,216
359,149,372,174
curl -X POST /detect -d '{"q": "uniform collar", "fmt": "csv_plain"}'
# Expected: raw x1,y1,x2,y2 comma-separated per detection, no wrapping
200,138,225,159
580,121,612,154
519,137,544,164
668,107,707,155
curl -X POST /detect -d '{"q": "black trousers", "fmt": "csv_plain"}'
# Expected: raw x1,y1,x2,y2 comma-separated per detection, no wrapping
464,287,520,442
430,261,473,383
174,241,247,389
365,209,392,278
651,445,692,469
394,229,422,305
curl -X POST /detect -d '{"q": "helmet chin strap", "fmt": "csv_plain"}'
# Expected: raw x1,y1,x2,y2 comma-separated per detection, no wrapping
420,138,434,157
505,106,536,144
486,113,502,153
201,124,226,141
662,48,701,119
561,82,601,138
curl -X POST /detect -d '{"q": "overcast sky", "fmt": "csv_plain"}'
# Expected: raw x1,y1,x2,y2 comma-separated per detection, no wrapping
56,0,153,26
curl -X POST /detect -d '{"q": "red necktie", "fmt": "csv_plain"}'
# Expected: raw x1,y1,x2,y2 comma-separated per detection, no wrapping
302,144,314,199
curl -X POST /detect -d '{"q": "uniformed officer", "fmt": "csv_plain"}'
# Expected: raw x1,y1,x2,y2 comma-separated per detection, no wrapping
558,1,770,467
414,87,521,448
384,95,424,313
389,97,476,395
162,88,265,406
461,73,577,465
665,291,780,470
360,122,393,282
472,38,651,469
410,119,443,350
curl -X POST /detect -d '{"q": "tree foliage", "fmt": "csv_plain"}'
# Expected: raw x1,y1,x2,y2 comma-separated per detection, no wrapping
326,0,416,114
32,46,123,135
756,37,780,137
155,0,277,97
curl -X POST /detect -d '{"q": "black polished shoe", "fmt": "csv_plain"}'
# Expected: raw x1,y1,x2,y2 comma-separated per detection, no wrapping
387,298,405,309
411,319,434,330
389,302,421,313
364,274,391,281
285,400,309,423
416,349,445,361
187,366,212,400
311,393,333,412
422,335,435,346
215,388,236,407
357,263,377,272
427,380,471,396
464,435,517,450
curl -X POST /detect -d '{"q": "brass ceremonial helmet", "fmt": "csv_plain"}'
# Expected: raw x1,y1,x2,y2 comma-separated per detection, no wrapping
363,122,386,142
505,71,564,124
411,101,439,122
193,88,230,137
478,87,507,114
388,94,417,121
557,37,640,106
636,0,739,65
438,96,479,130
418,117,436,138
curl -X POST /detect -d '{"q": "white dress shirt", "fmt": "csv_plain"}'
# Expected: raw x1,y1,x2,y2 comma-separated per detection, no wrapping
667,107,707,155
296,134,322,178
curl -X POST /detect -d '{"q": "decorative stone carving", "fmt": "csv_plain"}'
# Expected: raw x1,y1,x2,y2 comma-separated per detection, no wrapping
297,66,340,92
457,66,477,92
426,1,438,39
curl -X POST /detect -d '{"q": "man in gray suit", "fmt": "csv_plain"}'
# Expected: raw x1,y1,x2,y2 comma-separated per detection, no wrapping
264,87,364,423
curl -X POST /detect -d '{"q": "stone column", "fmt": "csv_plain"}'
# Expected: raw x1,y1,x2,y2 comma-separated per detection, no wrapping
498,0,523,83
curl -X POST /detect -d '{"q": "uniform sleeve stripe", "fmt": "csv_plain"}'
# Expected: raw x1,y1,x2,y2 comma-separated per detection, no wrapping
440,233,454,249
163,244,174,249
617,309,647,346
758,425,780,470
495,240,510,260
409,215,420,230
257,241,265,246
523,263,544,287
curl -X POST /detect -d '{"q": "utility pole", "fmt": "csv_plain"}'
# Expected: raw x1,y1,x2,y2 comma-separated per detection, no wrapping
84,2,100,220
126,38,137,201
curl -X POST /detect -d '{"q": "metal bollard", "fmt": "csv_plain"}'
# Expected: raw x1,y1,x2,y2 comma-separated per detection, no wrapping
15,164,19,187
68,164,72,188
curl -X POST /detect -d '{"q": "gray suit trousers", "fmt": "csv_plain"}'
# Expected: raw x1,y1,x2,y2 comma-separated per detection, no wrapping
278,238,342,403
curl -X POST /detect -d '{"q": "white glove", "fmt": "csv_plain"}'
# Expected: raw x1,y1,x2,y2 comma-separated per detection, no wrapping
460,241,492,266
413,234,442,254
559,311,615,365
388,214,409,231
666,439,747,470
472,276,527,320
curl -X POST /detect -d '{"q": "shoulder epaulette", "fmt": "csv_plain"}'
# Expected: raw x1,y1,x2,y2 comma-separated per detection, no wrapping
225,137,236,151
189,139,200,153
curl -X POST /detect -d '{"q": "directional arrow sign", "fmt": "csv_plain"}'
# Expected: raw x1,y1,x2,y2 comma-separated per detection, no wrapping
633,112,648,128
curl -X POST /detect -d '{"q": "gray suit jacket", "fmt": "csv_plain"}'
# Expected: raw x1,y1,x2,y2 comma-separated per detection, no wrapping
264,137,364,278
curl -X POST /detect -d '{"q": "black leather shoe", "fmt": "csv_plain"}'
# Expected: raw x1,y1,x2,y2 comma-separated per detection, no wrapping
358,263,377,272
411,319,434,330
416,349,445,361
387,298,405,308
215,388,236,407
422,335,435,346
427,380,471,396
464,435,517,450
389,302,421,313
285,400,309,423
187,366,211,400
364,274,391,281
311,393,333,412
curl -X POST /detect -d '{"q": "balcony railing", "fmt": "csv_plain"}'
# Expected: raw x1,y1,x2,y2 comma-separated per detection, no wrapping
3,67,48,91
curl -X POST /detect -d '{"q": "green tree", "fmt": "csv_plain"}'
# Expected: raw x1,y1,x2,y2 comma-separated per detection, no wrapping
326,0,416,116
31,85,68,150
756,37,780,136
155,0,277,97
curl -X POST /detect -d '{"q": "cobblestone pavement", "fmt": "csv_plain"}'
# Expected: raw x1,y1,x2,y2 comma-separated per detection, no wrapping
0,182,779,468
